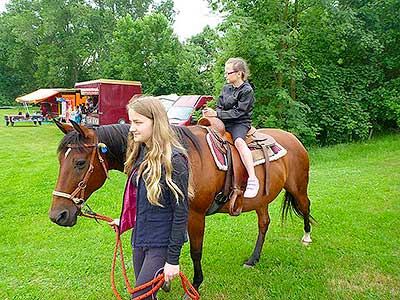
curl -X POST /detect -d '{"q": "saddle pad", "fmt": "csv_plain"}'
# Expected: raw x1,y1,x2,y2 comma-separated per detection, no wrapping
206,133,228,171
206,133,287,171
250,143,287,166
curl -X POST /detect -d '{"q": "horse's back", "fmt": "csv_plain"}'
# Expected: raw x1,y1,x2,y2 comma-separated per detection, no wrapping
257,128,309,160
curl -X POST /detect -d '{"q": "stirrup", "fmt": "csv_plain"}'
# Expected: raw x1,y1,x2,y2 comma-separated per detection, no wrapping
243,177,259,198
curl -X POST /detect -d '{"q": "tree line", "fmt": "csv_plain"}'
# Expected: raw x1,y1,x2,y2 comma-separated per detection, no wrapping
0,0,399,145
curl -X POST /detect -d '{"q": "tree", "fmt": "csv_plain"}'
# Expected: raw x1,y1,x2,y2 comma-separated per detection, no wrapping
177,26,220,95
104,13,183,95
211,0,316,144
211,0,400,145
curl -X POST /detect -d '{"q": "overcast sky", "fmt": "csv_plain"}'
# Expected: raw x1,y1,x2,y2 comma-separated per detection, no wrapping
0,0,221,40
173,0,221,40
0,0,7,12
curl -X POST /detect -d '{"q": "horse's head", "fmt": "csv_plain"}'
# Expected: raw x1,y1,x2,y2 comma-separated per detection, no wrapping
49,120,110,226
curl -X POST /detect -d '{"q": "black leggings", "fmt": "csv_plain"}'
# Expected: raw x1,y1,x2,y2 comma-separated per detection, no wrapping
132,247,168,299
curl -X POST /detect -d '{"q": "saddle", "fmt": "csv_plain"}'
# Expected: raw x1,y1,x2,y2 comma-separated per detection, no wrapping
198,117,287,216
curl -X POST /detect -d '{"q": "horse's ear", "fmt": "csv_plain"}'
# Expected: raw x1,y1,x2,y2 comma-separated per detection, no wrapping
70,119,91,139
53,118,73,134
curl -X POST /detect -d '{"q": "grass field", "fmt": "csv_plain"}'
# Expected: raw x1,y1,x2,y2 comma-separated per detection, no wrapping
0,109,399,300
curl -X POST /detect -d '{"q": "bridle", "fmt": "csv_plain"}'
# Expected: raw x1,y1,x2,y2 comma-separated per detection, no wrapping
52,136,109,208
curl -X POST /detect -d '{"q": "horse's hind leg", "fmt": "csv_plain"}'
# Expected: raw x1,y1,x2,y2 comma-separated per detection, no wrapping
299,194,313,245
284,190,313,245
244,206,270,267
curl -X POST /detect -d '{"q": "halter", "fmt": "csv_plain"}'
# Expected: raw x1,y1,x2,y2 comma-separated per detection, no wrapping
52,137,109,208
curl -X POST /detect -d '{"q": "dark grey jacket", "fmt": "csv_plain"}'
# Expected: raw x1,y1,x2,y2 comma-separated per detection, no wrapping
216,82,255,126
130,146,189,265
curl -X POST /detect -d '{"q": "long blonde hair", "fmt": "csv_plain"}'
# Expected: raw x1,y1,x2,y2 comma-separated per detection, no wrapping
124,96,190,206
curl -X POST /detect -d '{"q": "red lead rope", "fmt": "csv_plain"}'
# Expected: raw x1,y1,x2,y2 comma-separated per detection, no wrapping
80,212,200,300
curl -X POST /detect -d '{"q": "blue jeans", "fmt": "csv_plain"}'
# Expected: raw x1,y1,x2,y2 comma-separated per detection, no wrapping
132,247,168,299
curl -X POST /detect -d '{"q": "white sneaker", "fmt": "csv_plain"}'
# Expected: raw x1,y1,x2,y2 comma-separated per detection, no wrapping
243,177,259,198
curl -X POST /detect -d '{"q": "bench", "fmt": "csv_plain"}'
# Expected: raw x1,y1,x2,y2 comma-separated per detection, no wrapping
4,114,45,126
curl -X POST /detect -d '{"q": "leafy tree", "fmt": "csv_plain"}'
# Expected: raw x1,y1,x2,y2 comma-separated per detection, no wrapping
153,0,176,24
89,0,153,19
177,26,220,95
104,13,183,95
0,1,38,104
211,0,400,145
211,0,316,143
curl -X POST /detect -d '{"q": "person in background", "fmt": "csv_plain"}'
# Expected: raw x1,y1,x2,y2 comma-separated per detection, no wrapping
69,107,77,124
109,96,191,299
203,57,259,198
75,106,82,124
79,103,87,124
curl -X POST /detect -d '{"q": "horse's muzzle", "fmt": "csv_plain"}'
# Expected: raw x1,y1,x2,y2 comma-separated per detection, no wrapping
49,208,77,227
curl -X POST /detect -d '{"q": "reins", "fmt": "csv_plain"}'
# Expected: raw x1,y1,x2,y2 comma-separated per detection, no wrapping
81,211,200,300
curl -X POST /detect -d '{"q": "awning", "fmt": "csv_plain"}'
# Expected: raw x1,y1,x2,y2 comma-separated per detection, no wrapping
79,88,99,96
15,89,60,104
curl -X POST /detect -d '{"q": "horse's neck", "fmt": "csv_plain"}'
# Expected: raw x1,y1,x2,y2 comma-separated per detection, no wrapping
106,157,125,172
97,124,129,173
104,140,126,172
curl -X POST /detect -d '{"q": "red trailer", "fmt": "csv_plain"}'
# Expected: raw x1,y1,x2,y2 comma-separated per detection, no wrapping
75,79,142,126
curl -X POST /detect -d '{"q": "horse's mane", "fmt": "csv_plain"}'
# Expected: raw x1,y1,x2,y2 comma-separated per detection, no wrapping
96,124,130,164
172,125,202,156
57,124,201,164
57,124,130,165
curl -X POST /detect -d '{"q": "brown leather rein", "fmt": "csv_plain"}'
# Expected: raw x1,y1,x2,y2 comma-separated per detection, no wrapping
52,140,200,299
81,211,200,300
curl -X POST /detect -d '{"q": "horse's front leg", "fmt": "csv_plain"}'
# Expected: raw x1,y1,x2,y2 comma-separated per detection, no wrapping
244,206,270,267
187,210,206,291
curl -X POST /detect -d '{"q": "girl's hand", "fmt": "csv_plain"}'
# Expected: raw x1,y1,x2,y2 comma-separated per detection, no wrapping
164,262,179,282
202,107,217,117
108,218,120,227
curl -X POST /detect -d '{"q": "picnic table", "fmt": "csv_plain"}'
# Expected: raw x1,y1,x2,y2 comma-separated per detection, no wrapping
4,113,46,126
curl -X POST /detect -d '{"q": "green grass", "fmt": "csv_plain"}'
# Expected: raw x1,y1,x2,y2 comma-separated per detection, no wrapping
0,108,399,300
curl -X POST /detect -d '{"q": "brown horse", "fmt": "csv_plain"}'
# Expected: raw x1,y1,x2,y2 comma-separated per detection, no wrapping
49,120,314,292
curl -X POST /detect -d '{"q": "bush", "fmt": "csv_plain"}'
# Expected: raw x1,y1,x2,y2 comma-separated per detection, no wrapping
253,89,319,147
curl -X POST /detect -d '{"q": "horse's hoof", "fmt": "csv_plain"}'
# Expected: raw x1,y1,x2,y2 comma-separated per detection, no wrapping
301,238,312,246
162,281,171,292
301,232,312,245
243,258,257,267
230,208,242,216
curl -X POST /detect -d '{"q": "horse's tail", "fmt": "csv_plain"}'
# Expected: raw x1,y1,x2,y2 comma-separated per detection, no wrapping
281,191,316,224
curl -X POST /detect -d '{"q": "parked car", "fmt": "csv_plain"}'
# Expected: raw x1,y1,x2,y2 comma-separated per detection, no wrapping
156,94,179,112
167,95,213,126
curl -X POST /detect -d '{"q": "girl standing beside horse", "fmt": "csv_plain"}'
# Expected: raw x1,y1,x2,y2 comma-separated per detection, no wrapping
109,96,191,299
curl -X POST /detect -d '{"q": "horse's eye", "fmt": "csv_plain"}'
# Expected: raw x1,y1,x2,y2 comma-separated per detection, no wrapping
75,159,87,169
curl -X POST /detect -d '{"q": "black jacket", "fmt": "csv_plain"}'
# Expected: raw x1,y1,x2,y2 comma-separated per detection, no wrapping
131,146,189,265
216,81,255,126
